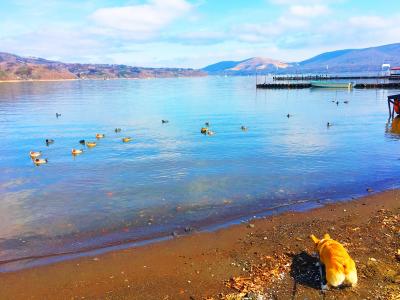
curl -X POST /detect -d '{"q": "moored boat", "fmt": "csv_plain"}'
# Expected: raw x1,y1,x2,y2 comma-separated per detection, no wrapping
311,81,353,88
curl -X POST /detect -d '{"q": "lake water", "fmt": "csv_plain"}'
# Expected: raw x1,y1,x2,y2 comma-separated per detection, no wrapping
0,77,399,271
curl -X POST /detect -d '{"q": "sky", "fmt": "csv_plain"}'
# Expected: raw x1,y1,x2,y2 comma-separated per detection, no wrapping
0,0,399,68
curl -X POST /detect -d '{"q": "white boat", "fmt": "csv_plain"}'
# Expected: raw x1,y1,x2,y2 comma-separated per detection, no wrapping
311,81,353,88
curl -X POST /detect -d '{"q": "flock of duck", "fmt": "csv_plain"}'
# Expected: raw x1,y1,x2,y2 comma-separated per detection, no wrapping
29,117,134,165
30,103,344,166
29,117,248,166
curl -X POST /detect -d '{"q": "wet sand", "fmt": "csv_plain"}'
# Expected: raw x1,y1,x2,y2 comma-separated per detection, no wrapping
0,190,399,300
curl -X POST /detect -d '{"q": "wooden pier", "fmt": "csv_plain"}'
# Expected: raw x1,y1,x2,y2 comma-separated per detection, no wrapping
272,75,392,81
256,82,400,89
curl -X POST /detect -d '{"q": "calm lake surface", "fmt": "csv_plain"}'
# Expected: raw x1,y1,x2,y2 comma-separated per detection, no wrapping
0,77,399,270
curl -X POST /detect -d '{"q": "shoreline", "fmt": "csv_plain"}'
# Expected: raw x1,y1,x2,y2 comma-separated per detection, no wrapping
0,190,399,299
0,188,384,273
0,76,207,84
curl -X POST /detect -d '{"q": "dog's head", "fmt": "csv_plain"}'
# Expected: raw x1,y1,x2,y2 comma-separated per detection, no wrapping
310,233,331,251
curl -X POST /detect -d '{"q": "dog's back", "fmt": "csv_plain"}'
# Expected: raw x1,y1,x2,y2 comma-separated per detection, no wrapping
311,234,357,287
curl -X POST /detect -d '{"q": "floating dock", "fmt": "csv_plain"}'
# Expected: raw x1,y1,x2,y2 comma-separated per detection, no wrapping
256,82,400,89
272,75,393,81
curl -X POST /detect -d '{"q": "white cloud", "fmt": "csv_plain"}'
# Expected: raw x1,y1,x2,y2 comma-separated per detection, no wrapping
90,0,193,40
289,4,329,17
348,16,387,29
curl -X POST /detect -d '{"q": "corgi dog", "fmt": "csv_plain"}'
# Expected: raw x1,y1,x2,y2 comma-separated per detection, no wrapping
310,233,357,289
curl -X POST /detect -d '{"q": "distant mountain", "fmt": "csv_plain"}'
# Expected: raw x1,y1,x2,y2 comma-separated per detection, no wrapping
203,57,291,75
296,43,400,73
202,43,400,75
0,52,206,81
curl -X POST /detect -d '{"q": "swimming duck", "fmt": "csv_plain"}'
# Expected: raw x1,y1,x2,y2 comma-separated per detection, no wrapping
200,127,208,134
207,130,215,136
34,158,48,165
86,141,97,147
327,122,333,127
96,133,105,139
344,100,349,104
45,139,54,145
29,151,41,158
71,149,84,155
241,126,248,131
162,120,169,124
79,139,86,145
286,114,291,118
56,113,61,118
114,128,122,133
336,101,339,106
122,137,132,143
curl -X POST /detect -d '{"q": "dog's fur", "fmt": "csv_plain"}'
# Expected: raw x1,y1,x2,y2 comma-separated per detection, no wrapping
310,233,357,289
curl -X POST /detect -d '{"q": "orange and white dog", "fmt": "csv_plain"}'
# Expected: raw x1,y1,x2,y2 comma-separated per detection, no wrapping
310,233,357,289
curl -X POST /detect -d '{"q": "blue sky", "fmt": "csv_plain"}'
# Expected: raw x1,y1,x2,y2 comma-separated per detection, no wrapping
0,0,399,68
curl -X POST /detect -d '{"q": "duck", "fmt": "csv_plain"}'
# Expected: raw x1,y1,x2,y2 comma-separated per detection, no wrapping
34,158,48,165
286,114,291,118
343,100,349,104
114,128,122,133
71,149,84,155
201,127,208,134
45,139,54,145
122,137,132,143
86,141,97,147
162,120,169,124
29,151,41,158
336,101,339,106
241,126,248,131
56,113,61,118
207,130,215,136
327,122,333,127
79,139,86,145
96,133,105,139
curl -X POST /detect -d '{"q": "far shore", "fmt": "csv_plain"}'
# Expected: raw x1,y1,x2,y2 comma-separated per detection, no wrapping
0,189,399,299
0,76,207,84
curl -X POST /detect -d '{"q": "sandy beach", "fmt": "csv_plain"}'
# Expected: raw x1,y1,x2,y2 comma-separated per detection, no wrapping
0,190,398,300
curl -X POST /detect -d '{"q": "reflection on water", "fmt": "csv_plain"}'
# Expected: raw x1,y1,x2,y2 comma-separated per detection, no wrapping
0,78,399,269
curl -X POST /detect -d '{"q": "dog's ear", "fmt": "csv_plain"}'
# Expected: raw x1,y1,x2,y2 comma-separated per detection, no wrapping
310,234,319,244
323,233,331,240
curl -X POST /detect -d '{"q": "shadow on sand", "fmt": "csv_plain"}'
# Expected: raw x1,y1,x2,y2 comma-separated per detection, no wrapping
289,251,324,298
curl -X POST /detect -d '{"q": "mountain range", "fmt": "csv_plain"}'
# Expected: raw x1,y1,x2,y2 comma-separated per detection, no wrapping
202,43,400,75
0,52,205,81
1,43,400,81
